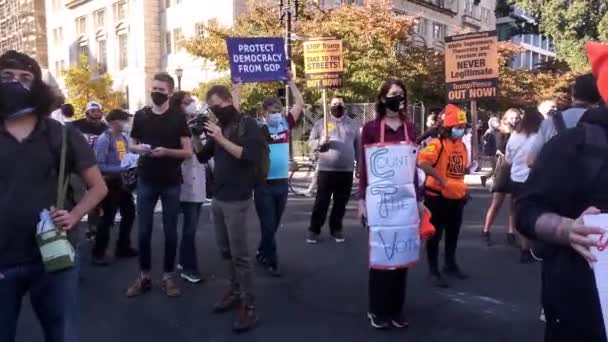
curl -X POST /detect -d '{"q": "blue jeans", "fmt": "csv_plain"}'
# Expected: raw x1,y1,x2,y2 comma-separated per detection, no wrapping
0,261,79,342
136,181,181,273
179,202,202,273
254,179,288,265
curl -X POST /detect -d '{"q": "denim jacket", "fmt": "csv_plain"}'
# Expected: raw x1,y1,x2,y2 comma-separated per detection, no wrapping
94,130,128,175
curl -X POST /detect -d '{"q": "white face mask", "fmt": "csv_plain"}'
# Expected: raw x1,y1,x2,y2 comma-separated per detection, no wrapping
267,112,283,126
184,102,197,115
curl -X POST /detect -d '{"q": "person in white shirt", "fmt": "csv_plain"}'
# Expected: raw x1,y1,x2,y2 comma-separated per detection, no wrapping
50,103,74,125
505,109,544,263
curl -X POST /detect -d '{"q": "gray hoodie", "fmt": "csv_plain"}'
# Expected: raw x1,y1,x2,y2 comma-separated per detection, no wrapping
308,115,360,172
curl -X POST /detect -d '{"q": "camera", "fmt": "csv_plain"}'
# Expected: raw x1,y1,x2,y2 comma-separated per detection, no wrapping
188,104,210,136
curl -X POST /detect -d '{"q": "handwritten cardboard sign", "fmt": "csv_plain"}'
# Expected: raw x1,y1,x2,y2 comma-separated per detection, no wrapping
303,37,344,89
369,225,420,268
226,37,287,83
444,30,498,102
365,144,418,186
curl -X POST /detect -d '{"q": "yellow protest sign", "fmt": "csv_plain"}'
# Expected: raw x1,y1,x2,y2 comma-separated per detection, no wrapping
303,37,344,89
444,30,499,102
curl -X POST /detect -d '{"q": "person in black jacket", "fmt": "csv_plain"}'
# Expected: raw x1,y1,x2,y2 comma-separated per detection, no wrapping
515,41,608,342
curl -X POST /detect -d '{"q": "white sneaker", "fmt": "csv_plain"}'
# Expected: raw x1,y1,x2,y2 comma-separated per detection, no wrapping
539,308,546,323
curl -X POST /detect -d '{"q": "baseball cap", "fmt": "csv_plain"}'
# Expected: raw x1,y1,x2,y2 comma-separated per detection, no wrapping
85,101,102,113
442,104,468,127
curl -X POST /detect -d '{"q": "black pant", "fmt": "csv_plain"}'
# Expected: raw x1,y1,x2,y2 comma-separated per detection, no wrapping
369,268,408,318
308,171,353,234
93,179,136,257
424,195,465,273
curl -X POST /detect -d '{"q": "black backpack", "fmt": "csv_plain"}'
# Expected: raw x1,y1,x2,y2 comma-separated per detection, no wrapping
232,115,270,184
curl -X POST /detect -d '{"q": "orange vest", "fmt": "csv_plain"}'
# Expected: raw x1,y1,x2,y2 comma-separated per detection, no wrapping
418,138,468,200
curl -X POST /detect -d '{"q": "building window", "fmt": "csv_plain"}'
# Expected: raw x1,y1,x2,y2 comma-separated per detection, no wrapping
75,16,87,36
165,0,171,8
97,40,107,73
432,23,445,40
53,27,63,48
413,18,426,35
195,22,206,37
173,28,183,50
52,0,62,11
113,1,127,22
165,32,172,54
78,44,89,59
118,33,128,69
176,0,182,4
94,9,105,31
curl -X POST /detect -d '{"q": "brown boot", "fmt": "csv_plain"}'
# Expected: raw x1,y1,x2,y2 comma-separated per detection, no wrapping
161,274,181,297
233,303,259,333
126,276,152,298
213,288,241,313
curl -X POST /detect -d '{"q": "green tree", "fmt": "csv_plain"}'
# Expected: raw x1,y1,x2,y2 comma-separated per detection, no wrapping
509,0,608,72
63,55,124,120
183,0,443,106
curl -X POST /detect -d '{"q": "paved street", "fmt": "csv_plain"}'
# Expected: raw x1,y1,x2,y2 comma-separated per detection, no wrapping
17,188,543,342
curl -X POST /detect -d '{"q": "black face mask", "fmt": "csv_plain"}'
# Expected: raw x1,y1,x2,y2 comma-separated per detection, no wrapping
384,95,404,113
211,105,239,126
0,81,35,120
151,91,169,106
330,105,345,118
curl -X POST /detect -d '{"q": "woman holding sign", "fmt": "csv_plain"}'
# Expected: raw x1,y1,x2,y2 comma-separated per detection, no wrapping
418,104,470,288
358,79,425,330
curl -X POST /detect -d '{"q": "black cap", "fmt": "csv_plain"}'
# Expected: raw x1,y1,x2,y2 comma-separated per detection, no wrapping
106,109,132,122
0,50,42,81
573,73,601,104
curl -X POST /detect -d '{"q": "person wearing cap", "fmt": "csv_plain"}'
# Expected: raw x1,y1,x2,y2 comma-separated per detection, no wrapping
514,42,608,342
0,50,107,342
70,100,108,241
417,104,471,288
91,109,138,266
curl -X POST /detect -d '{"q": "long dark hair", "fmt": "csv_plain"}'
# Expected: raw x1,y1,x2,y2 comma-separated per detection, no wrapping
516,109,543,136
375,79,407,119
170,91,190,113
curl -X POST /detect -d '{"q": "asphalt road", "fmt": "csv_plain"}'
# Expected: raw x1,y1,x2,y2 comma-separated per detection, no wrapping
17,188,544,342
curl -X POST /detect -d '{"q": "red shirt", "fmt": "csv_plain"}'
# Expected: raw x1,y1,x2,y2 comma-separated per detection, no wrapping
358,118,417,200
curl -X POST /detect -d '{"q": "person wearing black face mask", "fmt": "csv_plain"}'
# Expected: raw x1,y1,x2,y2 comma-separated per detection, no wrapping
0,50,108,342
127,72,193,299
306,96,361,244
192,84,267,333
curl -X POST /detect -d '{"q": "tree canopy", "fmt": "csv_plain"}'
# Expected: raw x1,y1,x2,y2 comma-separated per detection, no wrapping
63,55,124,120
509,0,608,72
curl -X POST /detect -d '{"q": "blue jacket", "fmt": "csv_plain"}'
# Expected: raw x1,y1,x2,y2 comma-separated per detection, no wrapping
94,130,128,175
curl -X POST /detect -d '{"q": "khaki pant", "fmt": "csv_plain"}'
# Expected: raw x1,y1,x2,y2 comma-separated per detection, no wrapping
211,199,253,301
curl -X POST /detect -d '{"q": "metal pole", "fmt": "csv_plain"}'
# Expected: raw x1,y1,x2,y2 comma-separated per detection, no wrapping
322,89,328,136
471,100,479,162
284,0,295,165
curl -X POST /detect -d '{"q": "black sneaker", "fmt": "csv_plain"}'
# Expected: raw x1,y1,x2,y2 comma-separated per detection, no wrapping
256,252,268,267
391,313,409,329
331,231,346,243
233,303,259,333
267,264,282,278
306,232,320,244
115,247,138,258
482,231,492,247
180,270,204,284
91,255,109,266
443,265,469,280
367,313,389,329
520,250,535,264
429,271,449,288
507,233,517,247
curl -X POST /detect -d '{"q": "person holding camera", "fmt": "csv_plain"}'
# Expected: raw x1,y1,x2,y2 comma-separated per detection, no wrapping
126,73,192,298
170,91,207,284
192,85,266,333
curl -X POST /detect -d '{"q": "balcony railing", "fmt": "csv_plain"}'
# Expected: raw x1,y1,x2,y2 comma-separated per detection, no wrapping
406,0,458,16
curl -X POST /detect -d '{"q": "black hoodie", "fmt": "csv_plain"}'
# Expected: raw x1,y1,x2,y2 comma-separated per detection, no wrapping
516,106,608,342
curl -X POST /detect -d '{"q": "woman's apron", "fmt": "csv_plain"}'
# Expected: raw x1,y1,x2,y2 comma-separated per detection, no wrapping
365,120,420,269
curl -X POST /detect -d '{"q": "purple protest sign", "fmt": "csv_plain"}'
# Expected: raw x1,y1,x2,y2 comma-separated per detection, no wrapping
226,37,287,83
